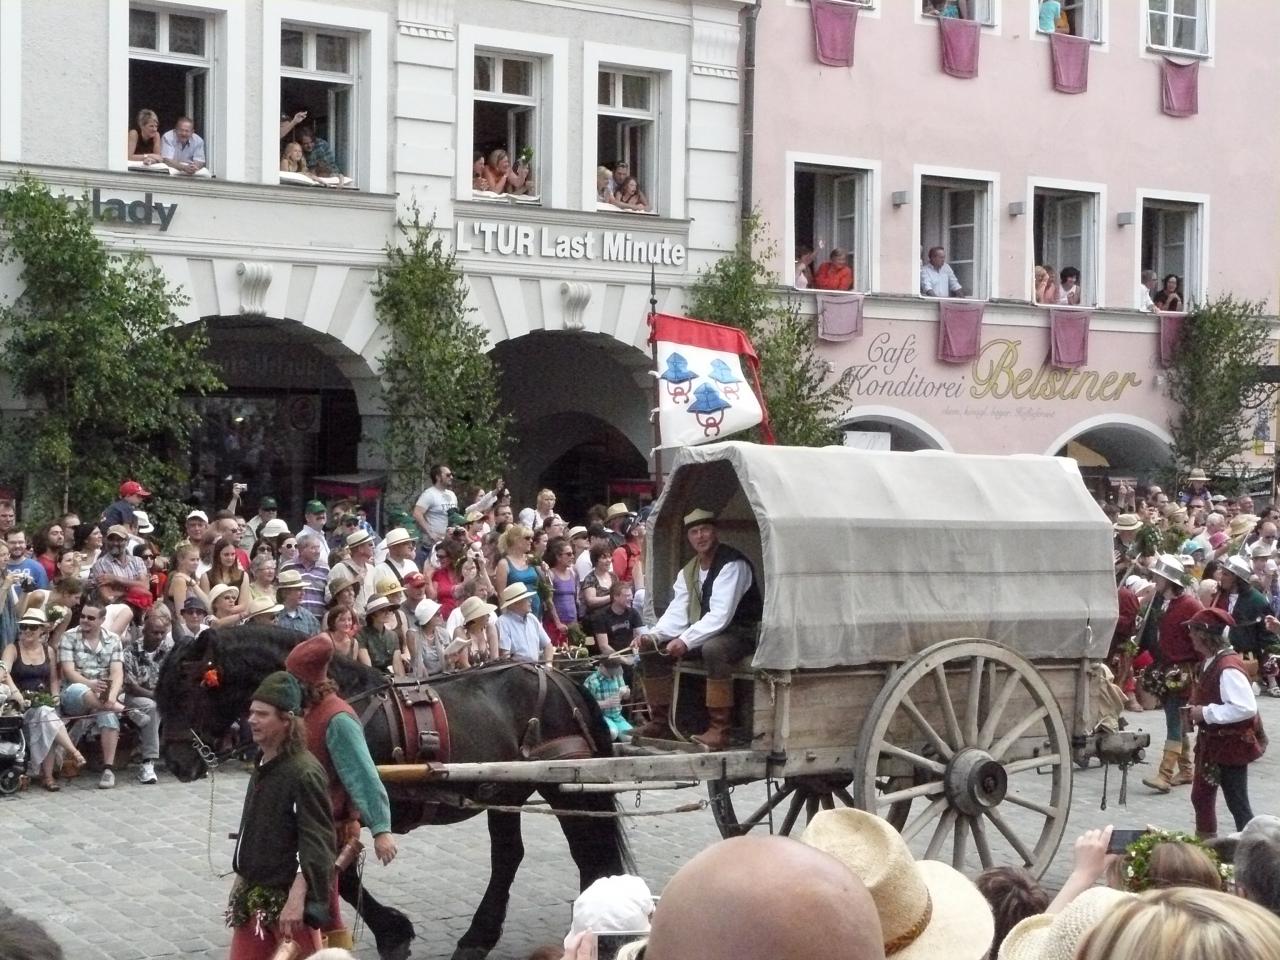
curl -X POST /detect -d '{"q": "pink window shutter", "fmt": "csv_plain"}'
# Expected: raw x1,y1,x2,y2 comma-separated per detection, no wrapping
1049,309,1091,368
938,16,981,79
1161,58,1199,117
937,300,985,363
811,0,859,68
1049,32,1090,94
817,293,865,341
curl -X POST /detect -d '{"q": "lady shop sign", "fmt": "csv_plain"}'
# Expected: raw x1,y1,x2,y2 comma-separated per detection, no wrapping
848,332,1143,404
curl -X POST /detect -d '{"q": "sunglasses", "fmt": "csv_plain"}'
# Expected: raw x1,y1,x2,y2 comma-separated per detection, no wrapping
283,541,297,549
19,623,43,632
141,554,155,560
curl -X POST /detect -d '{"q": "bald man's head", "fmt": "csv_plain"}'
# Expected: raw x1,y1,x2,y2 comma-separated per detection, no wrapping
644,835,885,960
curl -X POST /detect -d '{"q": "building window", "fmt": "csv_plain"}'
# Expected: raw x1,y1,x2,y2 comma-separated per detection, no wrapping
923,0,996,26
794,165,871,291
279,26,356,186
128,5,214,174
596,70,657,214
1045,0,1103,41
1147,0,1207,54
1142,198,1201,307
1033,188,1098,305
921,177,991,298
472,52,540,201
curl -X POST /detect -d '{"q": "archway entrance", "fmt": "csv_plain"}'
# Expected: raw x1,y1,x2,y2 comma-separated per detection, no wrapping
184,316,364,519
842,407,950,452
1048,416,1173,499
492,331,652,516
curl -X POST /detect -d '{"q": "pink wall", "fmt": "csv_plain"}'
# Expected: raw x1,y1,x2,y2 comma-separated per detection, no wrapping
754,2,1280,311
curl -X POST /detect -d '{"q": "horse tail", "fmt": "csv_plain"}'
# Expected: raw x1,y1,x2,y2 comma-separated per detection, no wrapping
561,785,636,875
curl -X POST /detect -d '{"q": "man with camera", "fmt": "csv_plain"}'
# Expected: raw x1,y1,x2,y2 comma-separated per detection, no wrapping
5,529,49,591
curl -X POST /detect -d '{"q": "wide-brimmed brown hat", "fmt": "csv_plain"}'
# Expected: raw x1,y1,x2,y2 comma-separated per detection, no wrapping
606,502,632,523
801,809,993,960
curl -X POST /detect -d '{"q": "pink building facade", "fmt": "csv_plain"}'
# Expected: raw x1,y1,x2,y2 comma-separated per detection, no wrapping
751,0,1280,482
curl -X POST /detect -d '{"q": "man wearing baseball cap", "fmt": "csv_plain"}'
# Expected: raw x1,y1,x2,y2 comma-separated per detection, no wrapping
102,479,151,530
297,500,328,548
243,495,280,548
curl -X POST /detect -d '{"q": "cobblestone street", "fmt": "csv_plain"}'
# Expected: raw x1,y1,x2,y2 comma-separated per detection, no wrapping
4,698,1278,960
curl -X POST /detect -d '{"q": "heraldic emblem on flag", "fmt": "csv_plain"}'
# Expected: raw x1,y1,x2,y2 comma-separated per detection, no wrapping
649,313,774,448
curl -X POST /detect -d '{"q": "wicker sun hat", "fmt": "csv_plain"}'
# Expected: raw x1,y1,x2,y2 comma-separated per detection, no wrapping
998,887,1134,960
1113,513,1142,532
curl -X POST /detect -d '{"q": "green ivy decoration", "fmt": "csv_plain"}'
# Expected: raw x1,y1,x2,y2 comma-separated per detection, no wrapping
1121,829,1232,892
225,881,288,933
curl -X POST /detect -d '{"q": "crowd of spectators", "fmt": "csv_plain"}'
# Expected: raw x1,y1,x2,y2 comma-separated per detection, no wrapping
0,469,652,791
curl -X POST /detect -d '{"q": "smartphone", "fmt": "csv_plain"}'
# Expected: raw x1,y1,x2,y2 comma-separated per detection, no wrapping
1107,829,1149,854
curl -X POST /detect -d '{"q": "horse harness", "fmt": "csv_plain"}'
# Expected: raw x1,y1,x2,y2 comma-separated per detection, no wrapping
348,661,598,768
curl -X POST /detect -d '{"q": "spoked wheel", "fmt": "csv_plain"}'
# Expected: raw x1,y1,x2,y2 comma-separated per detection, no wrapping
852,639,1071,878
708,775,910,838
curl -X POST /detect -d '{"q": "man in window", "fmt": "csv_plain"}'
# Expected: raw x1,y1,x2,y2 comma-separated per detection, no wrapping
813,249,854,291
920,246,964,297
161,116,209,177
297,128,343,181
603,162,630,201
1137,269,1159,311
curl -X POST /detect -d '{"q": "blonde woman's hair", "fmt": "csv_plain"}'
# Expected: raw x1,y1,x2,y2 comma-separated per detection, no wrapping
1075,887,1280,960
136,108,159,128
499,523,531,556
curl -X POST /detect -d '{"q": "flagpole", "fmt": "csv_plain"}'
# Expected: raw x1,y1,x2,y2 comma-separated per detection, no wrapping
648,263,664,498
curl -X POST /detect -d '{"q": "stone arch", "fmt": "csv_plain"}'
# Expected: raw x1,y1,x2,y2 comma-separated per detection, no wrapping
841,404,953,452
1044,414,1174,471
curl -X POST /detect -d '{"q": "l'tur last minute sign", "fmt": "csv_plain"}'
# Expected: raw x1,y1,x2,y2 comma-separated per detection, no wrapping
455,217,687,267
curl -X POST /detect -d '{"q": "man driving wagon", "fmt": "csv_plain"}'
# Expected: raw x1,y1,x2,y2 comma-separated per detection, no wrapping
637,508,762,750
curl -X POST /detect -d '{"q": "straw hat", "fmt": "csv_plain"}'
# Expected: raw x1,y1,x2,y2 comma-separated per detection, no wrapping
683,508,717,530
1187,468,1210,483
132,510,155,535
18,607,48,627
606,502,632,522
365,595,394,618
1112,513,1142,532
459,595,495,624
383,527,416,548
1148,554,1187,586
801,809,994,960
244,595,283,619
376,578,405,598
1224,555,1254,583
998,887,1134,960
500,582,537,610
275,568,305,591
346,528,374,548
1229,515,1258,539
568,525,588,541
1251,542,1275,560
414,598,442,626
327,568,356,599
261,518,291,539
208,583,240,607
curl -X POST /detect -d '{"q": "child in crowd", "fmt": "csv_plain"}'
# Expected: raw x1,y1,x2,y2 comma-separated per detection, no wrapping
584,654,632,741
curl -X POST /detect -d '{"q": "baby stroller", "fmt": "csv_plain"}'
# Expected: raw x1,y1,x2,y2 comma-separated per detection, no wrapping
0,712,27,795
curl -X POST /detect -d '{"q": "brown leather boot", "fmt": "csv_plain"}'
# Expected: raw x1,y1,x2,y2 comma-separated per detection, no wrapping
1141,741,1180,793
692,679,735,750
633,673,676,740
1170,734,1195,786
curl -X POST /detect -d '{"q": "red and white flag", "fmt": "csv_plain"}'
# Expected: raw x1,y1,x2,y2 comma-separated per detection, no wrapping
649,313,774,447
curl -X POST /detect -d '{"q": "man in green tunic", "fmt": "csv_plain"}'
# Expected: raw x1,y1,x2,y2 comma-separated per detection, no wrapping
227,671,335,960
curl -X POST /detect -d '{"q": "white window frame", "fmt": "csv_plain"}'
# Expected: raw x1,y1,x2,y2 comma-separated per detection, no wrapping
108,0,245,178
1136,189,1209,308
914,0,1002,33
1028,0,1108,47
1141,0,1213,59
914,164,999,300
1025,177,1106,307
580,42,686,218
784,151,881,292
279,25,358,180
261,1,388,193
458,26,568,209
594,68,659,214
0,0,22,162
471,51,543,199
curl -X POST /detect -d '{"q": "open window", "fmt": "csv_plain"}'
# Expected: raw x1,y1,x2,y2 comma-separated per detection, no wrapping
595,70,657,214
1147,0,1208,54
128,5,213,175
278,26,357,188
1142,198,1202,308
1055,0,1103,40
793,165,872,291
920,176,991,299
1033,188,1098,306
921,0,996,26
472,52,541,202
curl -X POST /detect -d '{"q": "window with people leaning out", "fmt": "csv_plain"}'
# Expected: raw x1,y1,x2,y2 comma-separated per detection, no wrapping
472,53,539,202
1036,1,1104,41
1032,188,1097,307
1137,199,1198,312
922,0,995,26
127,5,213,177
919,177,989,299
277,26,357,189
793,166,870,293
595,70,656,215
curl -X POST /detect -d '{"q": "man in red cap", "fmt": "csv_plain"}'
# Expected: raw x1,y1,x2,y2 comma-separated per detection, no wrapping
102,479,151,530
284,633,409,957
1186,607,1265,838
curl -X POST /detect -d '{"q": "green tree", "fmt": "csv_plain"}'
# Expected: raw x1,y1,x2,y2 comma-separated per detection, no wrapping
687,212,856,446
1165,295,1277,482
373,211,510,500
0,175,222,534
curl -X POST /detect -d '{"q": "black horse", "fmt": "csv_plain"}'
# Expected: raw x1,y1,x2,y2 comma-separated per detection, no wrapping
156,625,632,960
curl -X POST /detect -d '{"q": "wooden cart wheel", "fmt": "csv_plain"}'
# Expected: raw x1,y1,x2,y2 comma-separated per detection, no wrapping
852,639,1071,878
707,775,910,839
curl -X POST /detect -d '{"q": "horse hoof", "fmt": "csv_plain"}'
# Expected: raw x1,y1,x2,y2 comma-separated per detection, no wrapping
450,948,490,960
379,940,413,960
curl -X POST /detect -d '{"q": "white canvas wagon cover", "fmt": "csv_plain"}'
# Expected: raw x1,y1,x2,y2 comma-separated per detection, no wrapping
647,442,1118,671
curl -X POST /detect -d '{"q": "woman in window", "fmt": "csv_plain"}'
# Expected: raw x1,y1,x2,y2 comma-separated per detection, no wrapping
615,177,650,213
795,245,816,290
1034,265,1059,305
280,142,329,186
1154,274,1184,312
926,0,969,17
484,149,533,196
474,152,491,192
128,109,163,165
596,166,614,204
1057,266,1082,306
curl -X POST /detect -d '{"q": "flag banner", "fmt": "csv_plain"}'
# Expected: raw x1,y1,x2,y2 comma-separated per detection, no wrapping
649,313,774,448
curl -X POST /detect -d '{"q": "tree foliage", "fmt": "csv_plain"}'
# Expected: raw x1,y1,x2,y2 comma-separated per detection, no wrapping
687,212,856,446
374,210,510,500
1165,295,1277,481
0,175,222,529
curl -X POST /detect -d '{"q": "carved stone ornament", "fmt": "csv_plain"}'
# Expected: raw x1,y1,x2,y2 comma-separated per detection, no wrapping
236,262,273,317
560,281,591,331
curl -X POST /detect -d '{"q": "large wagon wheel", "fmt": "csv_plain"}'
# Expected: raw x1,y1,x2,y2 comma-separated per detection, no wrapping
852,639,1071,878
707,777,911,838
